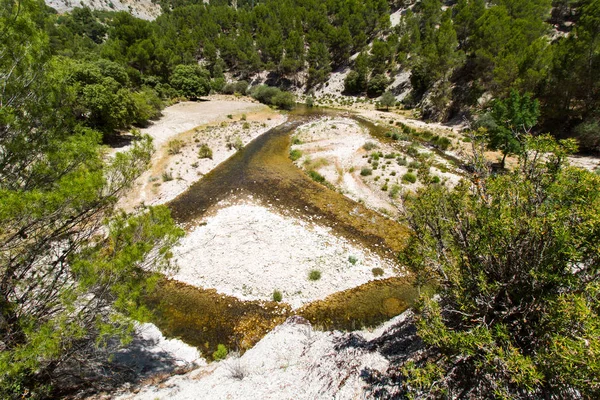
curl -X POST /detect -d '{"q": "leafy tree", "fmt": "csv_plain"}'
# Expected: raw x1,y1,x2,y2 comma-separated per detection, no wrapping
481,90,540,168
399,135,600,398
0,1,183,396
169,64,211,99
367,74,389,98
378,90,396,111
307,40,332,87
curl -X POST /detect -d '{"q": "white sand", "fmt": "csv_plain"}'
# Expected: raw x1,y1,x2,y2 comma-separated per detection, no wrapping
172,202,396,309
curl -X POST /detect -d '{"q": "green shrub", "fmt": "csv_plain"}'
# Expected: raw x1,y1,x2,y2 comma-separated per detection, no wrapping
360,167,373,176
308,170,326,183
389,184,401,199
381,184,388,191
308,269,322,281
162,171,173,181
292,136,302,145
272,290,283,302
402,172,417,183
397,157,407,166
167,139,184,155
348,256,358,265
242,122,251,129
363,141,377,151
213,344,228,361
431,175,441,184
289,149,302,161
372,267,384,277
198,144,213,159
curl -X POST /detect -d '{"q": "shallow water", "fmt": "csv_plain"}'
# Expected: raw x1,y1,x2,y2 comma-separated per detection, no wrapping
146,106,417,357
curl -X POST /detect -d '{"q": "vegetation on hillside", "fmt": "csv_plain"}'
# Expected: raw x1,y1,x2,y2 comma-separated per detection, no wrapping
1,0,599,397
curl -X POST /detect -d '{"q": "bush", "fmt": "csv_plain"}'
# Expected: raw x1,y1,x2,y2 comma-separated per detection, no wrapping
272,290,283,302
348,256,358,265
308,269,322,281
198,144,213,159
250,85,280,104
272,91,296,110
367,74,389,98
223,80,249,95
167,139,184,155
169,64,211,100
213,344,228,361
402,172,417,183
230,136,244,151
242,122,251,129
389,184,401,199
360,167,373,176
363,141,377,151
372,267,384,277
308,170,326,183
162,170,174,181
289,149,302,161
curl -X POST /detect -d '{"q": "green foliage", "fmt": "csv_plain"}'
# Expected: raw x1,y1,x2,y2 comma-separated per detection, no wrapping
308,170,326,183
169,64,211,100
371,267,384,277
367,74,389,98
378,90,396,110
360,167,373,176
363,141,377,151
399,135,600,398
348,256,358,265
480,90,540,167
212,344,228,361
250,85,295,110
272,290,283,302
402,172,417,183
167,139,184,155
198,144,213,159
308,269,322,281
289,149,302,161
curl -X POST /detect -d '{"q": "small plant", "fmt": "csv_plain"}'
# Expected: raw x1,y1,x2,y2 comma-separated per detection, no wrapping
272,290,283,302
397,157,407,166
289,149,302,161
349,166,355,173
381,184,388,191
162,171,173,181
402,172,417,183
213,344,228,361
227,136,244,151
242,122,251,129
198,144,213,159
389,184,401,199
308,269,322,281
227,114,233,119
292,136,302,145
391,132,401,140
241,113,247,121
372,267,384,277
391,171,397,176
431,175,441,184
363,141,377,151
308,170,326,183
167,139,184,155
348,255,358,265
360,167,373,176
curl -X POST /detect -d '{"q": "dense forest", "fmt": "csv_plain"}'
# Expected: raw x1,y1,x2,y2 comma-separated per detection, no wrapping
1,0,599,398
40,0,600,150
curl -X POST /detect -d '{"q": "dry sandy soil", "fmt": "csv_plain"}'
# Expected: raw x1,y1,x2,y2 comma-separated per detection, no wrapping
291,116,462,216
118,97,285,210
172,199,397,309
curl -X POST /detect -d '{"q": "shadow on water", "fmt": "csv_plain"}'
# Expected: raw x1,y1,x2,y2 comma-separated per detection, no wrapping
146,106,417,357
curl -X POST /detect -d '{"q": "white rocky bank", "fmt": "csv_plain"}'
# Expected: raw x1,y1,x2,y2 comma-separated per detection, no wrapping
118,313,411,400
